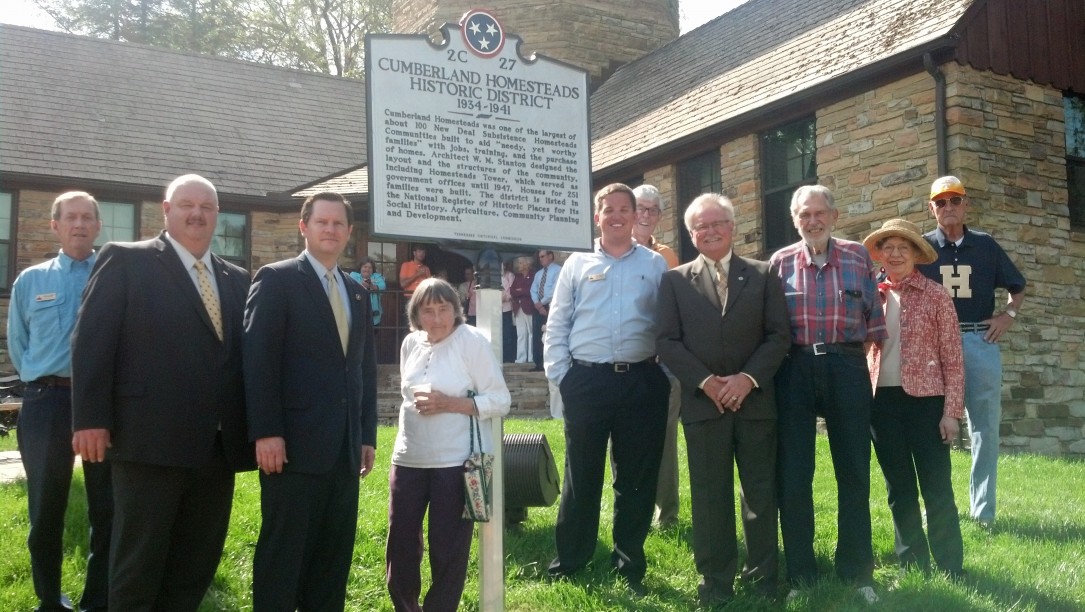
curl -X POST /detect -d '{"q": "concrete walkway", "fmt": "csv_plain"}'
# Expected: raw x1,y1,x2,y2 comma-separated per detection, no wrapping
0,450,25,484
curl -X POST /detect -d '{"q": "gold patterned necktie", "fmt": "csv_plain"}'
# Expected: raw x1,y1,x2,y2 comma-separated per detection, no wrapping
194,261,223,341
714,260,728,315
327,270,349,355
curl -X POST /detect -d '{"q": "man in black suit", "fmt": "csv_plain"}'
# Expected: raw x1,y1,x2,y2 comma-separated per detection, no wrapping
656,193,791,606
244,192,378,611
71,174,254,611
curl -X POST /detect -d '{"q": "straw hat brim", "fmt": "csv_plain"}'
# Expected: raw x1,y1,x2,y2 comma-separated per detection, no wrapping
862,227,937,265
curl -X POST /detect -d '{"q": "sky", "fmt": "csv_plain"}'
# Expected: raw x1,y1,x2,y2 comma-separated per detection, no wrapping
1,0,750,34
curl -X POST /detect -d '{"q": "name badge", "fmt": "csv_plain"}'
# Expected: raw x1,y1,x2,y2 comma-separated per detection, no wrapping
35,293,57,302
588,273,606,282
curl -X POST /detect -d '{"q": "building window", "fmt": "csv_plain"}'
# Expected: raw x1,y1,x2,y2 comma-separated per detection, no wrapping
367,241,398,283
0,191,12,290
214,211,249,269
762,117,816,254
96,201,137,246
1066,94,1085,229
676,150,722,262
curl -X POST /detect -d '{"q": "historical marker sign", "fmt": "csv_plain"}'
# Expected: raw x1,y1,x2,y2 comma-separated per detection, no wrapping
366,10,592,251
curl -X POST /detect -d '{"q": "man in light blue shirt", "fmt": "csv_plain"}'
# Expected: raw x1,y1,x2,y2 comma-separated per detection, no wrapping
8,191,112,612
529,249,561,371
544,183,669,597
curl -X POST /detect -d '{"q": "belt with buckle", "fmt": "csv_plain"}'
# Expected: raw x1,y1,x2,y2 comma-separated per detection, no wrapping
793,342,865,357
573,357,657,373
32,375,72,387
959,322,991,332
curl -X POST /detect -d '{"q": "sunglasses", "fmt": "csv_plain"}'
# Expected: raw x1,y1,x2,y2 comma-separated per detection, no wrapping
933,196,965,208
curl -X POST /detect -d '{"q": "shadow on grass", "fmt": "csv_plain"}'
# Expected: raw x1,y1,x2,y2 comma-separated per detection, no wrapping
987,516,1085,543
963,567,1083,612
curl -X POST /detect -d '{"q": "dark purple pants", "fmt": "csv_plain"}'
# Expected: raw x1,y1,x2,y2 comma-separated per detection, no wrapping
386,464,474,612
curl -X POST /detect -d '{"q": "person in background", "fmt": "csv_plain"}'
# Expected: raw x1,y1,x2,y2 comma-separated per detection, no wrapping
501,259,517,362
458,265,478,326
386,278,511,612
530,250,561,371
769,184,885,604
351,257,386,327
632,184,682,528
916,175,1026,530
8,191,112,612
864,218,965,579
510,257,536,364
400,244,431,297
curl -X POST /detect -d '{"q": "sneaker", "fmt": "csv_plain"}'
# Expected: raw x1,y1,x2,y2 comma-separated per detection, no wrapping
857,585,879,604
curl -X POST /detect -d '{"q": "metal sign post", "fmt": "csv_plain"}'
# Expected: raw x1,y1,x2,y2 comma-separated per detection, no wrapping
476,287,504,611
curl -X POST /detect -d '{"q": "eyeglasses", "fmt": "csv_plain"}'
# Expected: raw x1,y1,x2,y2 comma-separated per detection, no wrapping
692,220,732,234
933,196,965,208
879,243,913,255
636,206,661,217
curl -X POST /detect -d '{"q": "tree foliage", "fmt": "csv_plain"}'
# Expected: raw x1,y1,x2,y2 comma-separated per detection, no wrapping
35,0,391,77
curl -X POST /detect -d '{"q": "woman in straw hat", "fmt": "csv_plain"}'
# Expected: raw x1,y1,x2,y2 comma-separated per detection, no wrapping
863,218,965,579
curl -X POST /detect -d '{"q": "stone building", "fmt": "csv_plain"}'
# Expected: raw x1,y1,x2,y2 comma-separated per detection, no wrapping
2,0,1083,452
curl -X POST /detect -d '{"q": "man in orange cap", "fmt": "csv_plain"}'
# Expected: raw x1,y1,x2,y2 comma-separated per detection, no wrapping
916,176,1026,530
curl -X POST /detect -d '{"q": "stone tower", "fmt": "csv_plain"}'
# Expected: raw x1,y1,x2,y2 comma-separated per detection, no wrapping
391,0,680,89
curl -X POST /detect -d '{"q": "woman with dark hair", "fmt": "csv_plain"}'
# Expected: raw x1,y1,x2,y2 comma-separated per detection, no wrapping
386,278,511,612
863,218,965,579
350,257,385,326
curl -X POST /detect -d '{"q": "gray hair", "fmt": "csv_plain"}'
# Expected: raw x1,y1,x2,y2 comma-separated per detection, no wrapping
165,174,218,203
51,191,100,221
790,185,835,217
632,184,662,206
406,278,465,331
683,193,735,232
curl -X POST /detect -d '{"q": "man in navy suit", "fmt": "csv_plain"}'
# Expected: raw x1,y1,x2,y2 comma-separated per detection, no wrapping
72,174,254,610
244,191,378,610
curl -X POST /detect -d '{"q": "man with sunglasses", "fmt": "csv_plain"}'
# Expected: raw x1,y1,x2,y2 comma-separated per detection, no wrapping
917,175,1026,530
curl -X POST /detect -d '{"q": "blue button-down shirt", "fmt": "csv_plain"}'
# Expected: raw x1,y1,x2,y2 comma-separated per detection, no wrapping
543,241,667,384
530,262,561,305
7,251,96,381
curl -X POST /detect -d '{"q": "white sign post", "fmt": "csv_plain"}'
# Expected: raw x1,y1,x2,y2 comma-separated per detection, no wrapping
366,10,592,252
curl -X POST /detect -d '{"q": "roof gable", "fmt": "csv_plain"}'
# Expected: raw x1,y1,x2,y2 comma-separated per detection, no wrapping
0,25,368,198
589,0,973,173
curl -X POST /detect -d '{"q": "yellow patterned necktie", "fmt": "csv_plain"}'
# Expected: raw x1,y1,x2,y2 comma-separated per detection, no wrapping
194,261,223,341
327,271,349,354
714,260,728,315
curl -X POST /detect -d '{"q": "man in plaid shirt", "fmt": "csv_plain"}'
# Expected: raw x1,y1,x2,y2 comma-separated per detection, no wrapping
768,185,886,604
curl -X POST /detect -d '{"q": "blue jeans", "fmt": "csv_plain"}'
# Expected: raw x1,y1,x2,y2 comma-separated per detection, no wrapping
776,352,874,586
17,381,112,612
962,331,1002,522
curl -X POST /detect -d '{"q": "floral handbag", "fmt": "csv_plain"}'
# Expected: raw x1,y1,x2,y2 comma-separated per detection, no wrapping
462,406,494,522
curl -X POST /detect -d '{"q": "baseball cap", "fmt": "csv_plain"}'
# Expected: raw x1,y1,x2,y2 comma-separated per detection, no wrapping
930,176,966,200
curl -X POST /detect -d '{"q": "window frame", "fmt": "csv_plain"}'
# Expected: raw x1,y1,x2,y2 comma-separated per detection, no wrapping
760,117,817,255
1065,93,1085,230
0,190,15,292
214,210,250,270
95,200,139,246
675,150,723,263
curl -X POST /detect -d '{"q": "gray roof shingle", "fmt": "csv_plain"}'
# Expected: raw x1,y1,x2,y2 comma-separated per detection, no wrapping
1,25,368,198
589,0,973,172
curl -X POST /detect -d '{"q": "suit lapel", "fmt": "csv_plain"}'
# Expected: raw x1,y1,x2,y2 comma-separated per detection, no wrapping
211,255,241,347
688,256,721,311
724,257,748,316
154,233,221,342
296,255,341,345
342,273,367,359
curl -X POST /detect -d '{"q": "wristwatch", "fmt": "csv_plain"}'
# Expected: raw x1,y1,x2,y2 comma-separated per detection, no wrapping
1005,308,1018,319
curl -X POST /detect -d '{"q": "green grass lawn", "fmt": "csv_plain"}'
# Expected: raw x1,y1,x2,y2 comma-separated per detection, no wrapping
2,419,1083,610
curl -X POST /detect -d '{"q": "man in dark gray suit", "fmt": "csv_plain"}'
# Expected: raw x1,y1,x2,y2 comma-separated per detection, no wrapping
72,174,254,610
656,193,791,606
244,192,378,610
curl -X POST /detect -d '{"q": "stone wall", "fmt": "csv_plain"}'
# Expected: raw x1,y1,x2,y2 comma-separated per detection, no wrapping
392,0,679,88
644,65,1084,456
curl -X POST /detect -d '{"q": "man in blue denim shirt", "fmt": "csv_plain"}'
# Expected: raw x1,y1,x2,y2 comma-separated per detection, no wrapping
8,191,112,612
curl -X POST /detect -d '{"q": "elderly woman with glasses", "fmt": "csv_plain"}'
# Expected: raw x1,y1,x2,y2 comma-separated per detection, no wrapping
386,278,511,611
863,218,965,579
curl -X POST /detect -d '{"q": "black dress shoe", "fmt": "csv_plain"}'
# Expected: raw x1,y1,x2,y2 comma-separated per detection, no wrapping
624,579,648,598
530,365,544,372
